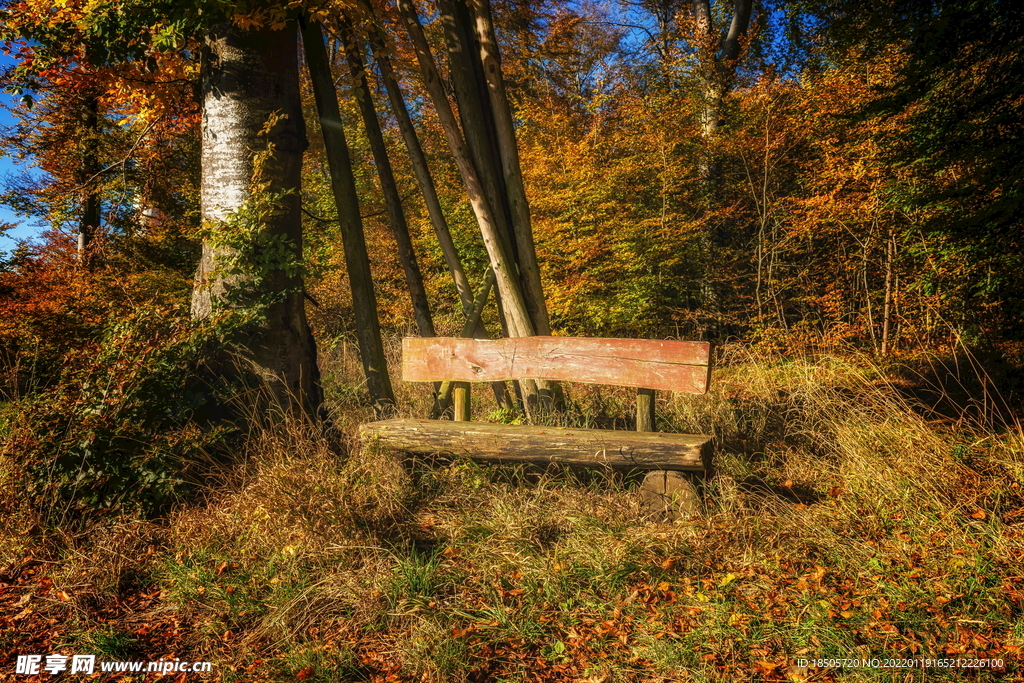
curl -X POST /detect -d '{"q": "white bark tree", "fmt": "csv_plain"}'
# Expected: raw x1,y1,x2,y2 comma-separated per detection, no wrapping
191,23,322,415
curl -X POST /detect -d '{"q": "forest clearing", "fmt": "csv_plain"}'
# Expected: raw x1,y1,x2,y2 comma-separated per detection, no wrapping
0,0,1022,681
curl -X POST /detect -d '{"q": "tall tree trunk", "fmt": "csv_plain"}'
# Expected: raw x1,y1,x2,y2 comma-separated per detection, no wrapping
77,94,100,269
692,0,752,332
300,18,396,414
470,0,552,336
435,0,510,250
192,23,323,415
881,231,895,356
399,0,558,412
343,33,435,339
395,0,535,341
369,39,475,314
365,36,513,410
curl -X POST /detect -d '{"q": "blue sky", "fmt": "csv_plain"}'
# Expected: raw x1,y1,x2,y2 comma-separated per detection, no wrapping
0,51,44,256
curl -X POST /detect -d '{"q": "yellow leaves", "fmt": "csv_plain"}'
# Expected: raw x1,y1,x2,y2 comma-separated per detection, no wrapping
233,7,290,32
718,572,738,588
727,611,749,627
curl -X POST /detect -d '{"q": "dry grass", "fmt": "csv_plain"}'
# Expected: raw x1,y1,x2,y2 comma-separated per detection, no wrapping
3,339,1022,681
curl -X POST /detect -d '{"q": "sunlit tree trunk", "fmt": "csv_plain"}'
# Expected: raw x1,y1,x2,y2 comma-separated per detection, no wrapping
366,36,514,411
471,0,552,337
881,231,895,355
371,43,475,314
395,0,535,343
409,0,555,411
191,23,323,415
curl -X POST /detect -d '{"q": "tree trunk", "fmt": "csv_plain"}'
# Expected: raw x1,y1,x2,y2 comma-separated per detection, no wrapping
395,0,536,341
78,94,100,269
881,231,895,356
471,0,552,336
300,18,396,414
692,0,751,333
343,34,435,339
435,0,510,250
192,22,323,416
359,19,512,410
370,42,475,314
434,0,545,408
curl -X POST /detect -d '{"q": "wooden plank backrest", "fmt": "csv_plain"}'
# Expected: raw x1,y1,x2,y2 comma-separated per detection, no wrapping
403,337,711,394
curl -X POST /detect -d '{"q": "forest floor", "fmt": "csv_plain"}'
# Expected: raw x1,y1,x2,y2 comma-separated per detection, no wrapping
1,343,1023,682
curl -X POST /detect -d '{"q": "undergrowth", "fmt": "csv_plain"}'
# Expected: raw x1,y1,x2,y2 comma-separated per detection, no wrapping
1,341,1021,682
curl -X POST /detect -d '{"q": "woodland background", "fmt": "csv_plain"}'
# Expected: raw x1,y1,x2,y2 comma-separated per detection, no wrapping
0,0,1022,681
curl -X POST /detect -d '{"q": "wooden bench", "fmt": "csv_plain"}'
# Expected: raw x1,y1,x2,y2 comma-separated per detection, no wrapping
359,336,714,520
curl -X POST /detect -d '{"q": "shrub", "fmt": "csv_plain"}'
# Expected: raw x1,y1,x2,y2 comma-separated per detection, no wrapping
1,305,239,521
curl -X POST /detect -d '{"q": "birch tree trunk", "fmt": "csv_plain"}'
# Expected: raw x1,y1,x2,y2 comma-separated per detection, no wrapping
191,23,323,415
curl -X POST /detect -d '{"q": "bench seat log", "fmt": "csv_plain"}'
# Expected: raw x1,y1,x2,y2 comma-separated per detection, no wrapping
360,418,712,471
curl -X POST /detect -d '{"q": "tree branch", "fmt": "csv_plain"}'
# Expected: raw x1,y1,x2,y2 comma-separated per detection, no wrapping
721,0,752,63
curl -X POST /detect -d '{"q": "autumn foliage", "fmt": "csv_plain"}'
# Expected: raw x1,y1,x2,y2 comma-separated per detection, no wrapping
1,0,1022,681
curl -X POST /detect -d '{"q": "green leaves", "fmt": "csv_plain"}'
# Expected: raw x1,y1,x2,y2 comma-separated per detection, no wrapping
11,305,239,521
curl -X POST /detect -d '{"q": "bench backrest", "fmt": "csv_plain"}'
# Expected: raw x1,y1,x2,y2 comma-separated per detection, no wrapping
403,337,711,394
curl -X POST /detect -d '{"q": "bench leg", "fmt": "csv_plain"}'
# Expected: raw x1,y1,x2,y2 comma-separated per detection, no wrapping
453,382,471,421
640,470,700,521
636,388,655,432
